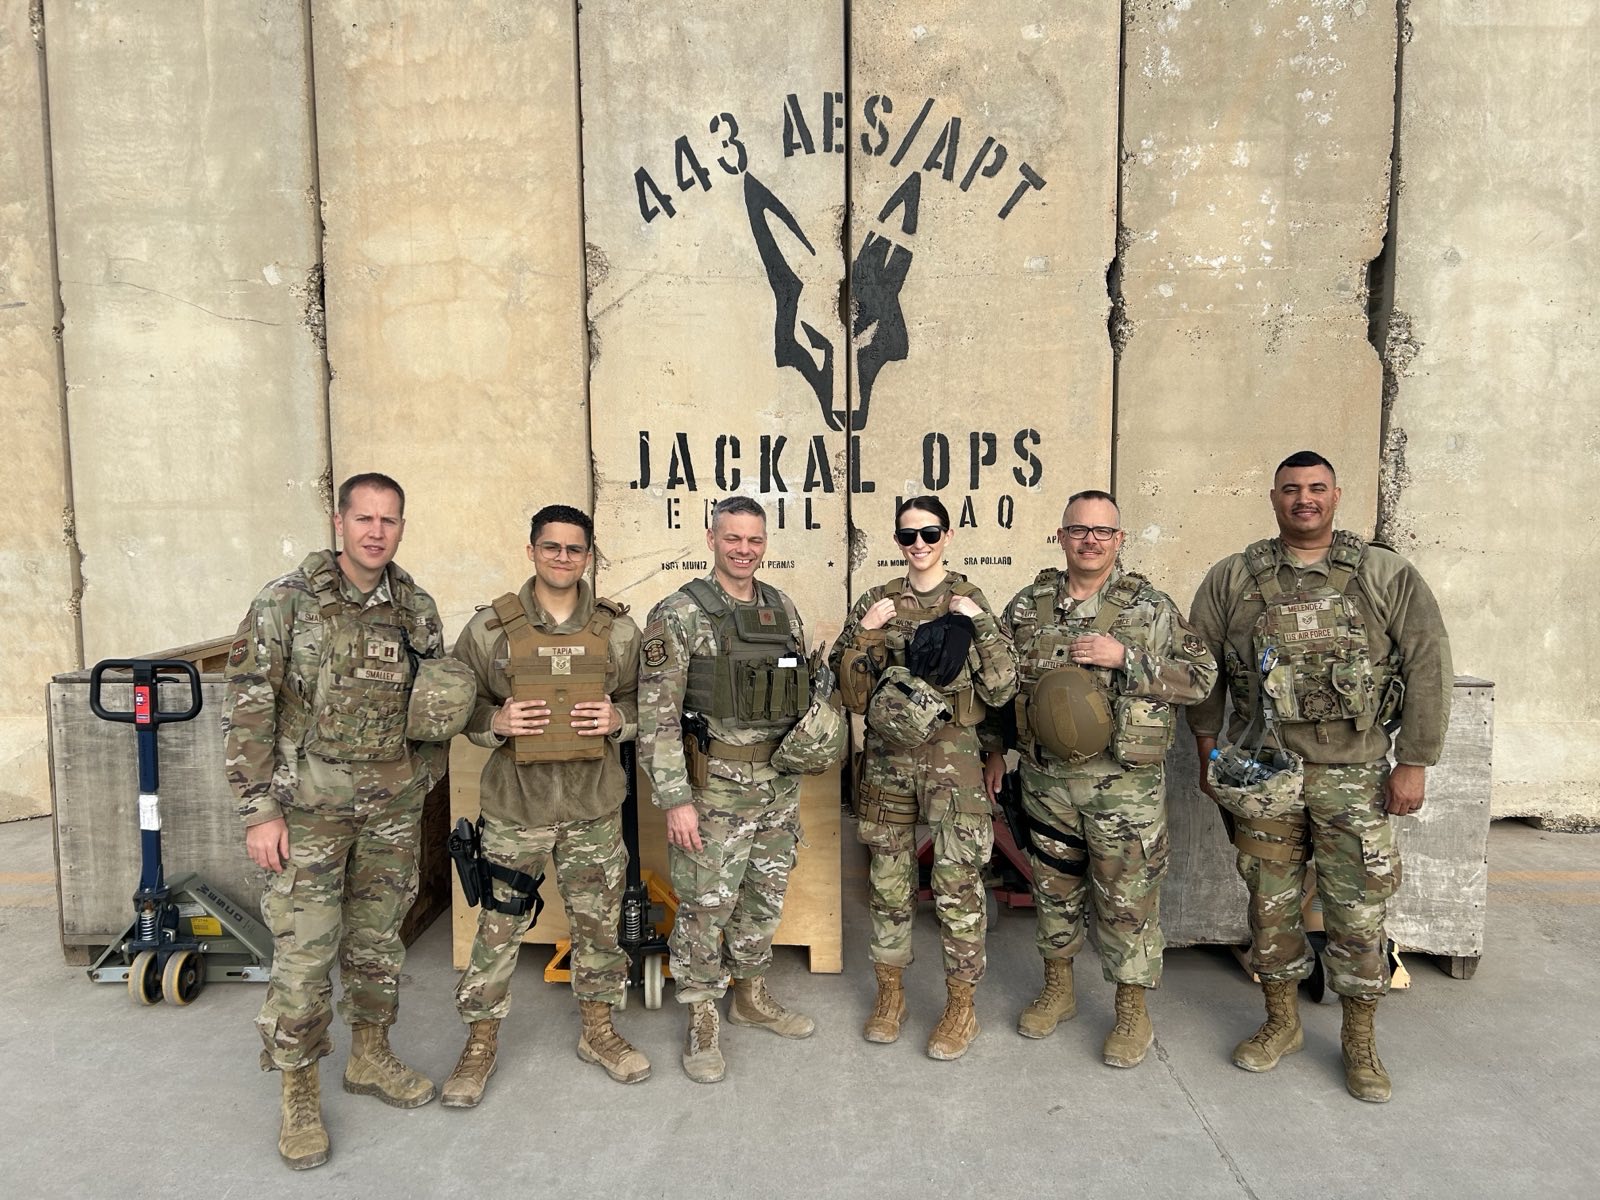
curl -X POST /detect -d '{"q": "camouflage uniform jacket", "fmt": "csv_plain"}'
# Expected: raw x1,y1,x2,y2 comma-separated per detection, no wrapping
1002,564,1217,707
829,574,1019,752
1187,534,1453,766
452,576,641,827
639,574,807,811
223,549,444,827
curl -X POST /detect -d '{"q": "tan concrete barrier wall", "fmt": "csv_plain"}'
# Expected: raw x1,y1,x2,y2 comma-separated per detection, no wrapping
313,0,591,637
1,6,79,822
1385,3,1599,828
45,0,330,662
1116,1,1394,603
6,2,1593,831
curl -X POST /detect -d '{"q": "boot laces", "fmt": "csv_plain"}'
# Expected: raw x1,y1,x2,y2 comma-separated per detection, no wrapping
285,1073,319,1126
460,1032,495,1065
587,1020,632,1059
870,981,900,1021
1112,989,1142,1035
1033,971,1070,1010
690,1003,718,1051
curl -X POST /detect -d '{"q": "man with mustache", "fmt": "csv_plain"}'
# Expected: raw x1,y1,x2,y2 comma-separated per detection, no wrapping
986,489,1215,1068
1187,450,1453,1103
639,496,816,1083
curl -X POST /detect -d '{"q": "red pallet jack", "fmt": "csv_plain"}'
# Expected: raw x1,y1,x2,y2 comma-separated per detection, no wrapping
916,768,1037,908
85,659,273,1004
543,742,675,1008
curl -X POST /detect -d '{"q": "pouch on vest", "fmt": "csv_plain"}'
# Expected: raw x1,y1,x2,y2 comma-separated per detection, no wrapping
1110,697,1174,769
681,581,808,732
493,594,612,765
306,617,412,764
839,633,887,715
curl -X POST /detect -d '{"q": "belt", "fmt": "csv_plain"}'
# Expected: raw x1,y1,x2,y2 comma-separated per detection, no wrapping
708,738,779,764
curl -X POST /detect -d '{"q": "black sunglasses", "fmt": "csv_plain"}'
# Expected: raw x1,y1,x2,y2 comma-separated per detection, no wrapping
894,525,947,547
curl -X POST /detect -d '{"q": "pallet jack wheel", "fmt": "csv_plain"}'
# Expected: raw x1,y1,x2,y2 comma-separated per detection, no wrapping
161,949,205,1006
128,950,162,1006
643,954,665,1010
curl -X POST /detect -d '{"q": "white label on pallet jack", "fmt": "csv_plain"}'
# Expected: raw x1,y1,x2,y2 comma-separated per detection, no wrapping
138,793,161,831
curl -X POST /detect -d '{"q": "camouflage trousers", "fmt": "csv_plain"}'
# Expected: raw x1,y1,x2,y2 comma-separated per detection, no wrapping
1019,754,1168,987
857,726,993,984
455,809,628,1020
255,772,426,1070
667,773,801,1004
1236,759,1400,1000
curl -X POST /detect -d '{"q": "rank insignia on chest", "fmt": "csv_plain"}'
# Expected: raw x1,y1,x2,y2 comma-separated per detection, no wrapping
758,608,777,626
366,638,401,663
539,645,585,676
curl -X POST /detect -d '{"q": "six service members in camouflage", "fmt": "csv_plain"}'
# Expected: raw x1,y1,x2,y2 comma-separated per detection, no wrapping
225,454,1453,1167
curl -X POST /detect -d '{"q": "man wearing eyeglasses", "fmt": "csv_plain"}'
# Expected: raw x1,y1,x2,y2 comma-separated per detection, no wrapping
441,505,647,1106
984,489,1216,1069
1187,450,1452,1103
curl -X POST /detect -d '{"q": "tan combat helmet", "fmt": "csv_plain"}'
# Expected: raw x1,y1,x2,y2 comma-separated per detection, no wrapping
406,657,477,742
772,654,848,774
867,665,953,752
1029,665,1113,762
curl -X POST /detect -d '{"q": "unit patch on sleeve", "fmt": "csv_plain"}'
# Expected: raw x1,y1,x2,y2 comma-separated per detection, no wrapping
643,637,669,669
228,637,249,667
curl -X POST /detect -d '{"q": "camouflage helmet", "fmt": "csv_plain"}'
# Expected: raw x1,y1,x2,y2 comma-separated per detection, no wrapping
1206,744,1306,821
1028,665,1113,763
772,659,847,774
406,657,476,742
866,665,953,752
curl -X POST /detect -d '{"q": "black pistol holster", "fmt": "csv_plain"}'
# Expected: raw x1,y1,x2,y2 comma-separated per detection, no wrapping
448,817,546,920
996,769,1088,877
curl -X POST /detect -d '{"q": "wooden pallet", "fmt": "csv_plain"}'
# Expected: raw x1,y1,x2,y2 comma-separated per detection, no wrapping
449,741,843,974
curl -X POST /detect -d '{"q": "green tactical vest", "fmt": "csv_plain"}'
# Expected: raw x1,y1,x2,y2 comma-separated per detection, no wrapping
1012,569,1174,767
878,573,985,726
1243,531,1392,735
297,557,430,764
681,578,808,733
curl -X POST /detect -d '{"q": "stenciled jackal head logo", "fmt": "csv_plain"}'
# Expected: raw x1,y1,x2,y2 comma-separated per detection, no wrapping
744,171,921,433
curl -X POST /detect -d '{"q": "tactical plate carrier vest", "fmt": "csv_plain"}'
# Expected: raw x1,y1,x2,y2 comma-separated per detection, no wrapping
492,592,623,764
296,559,431,764
681,578,808,735
844,575,986,727
1241,532,1400,740
1012,569,1175,769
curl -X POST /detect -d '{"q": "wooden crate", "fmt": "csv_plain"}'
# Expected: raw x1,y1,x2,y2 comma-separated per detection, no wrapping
1162,676,1493,972
48,666,453,962
449,740,843,974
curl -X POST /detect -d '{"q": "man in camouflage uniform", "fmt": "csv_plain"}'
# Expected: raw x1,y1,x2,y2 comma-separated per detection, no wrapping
1188,450,1452,1102
985,489,1216,1068
640,496,815,1083
441,504,648,1107
224,473,444,1170
830,496,1018,1060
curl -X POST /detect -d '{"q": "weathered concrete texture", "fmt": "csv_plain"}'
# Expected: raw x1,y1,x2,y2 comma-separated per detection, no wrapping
1116,0,1395,603
45,0,329,659
1385,3,1600,825
0,5,78,821
581,0,848,626
580,0,847,968
849,5,1118,608
314,0,591,639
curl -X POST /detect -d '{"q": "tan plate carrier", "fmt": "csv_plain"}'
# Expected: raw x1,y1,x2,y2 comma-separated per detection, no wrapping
491,593,618,764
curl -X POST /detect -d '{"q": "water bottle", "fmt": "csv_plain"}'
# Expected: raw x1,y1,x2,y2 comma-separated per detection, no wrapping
1209,745,1276,787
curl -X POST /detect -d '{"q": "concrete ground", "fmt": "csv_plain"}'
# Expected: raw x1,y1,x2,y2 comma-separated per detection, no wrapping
1,817,1596,1200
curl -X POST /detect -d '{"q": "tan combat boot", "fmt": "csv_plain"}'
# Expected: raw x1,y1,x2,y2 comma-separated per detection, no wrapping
1340,995,1392,1103
1017,957,1077,1039
926,978,979,1060
1103,983,1154,1068
728,975,816,1039
343,1023,436,1108
278,1063,329,1170
682,999,726,1084
1232,979,1304,1072
577,1000,651,1083
863,963,908,1044
440,1019,499,1108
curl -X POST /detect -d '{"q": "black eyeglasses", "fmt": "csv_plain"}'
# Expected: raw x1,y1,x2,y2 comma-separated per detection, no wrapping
1061,525,1120,543
894,525,947,547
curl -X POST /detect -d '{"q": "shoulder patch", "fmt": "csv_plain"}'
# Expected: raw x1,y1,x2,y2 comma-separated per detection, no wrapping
642,637,669,669
228,637,249,667
1182,632,1208,659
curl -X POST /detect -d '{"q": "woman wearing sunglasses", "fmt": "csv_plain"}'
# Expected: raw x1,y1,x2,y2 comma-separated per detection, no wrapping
827,497,1018,1061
